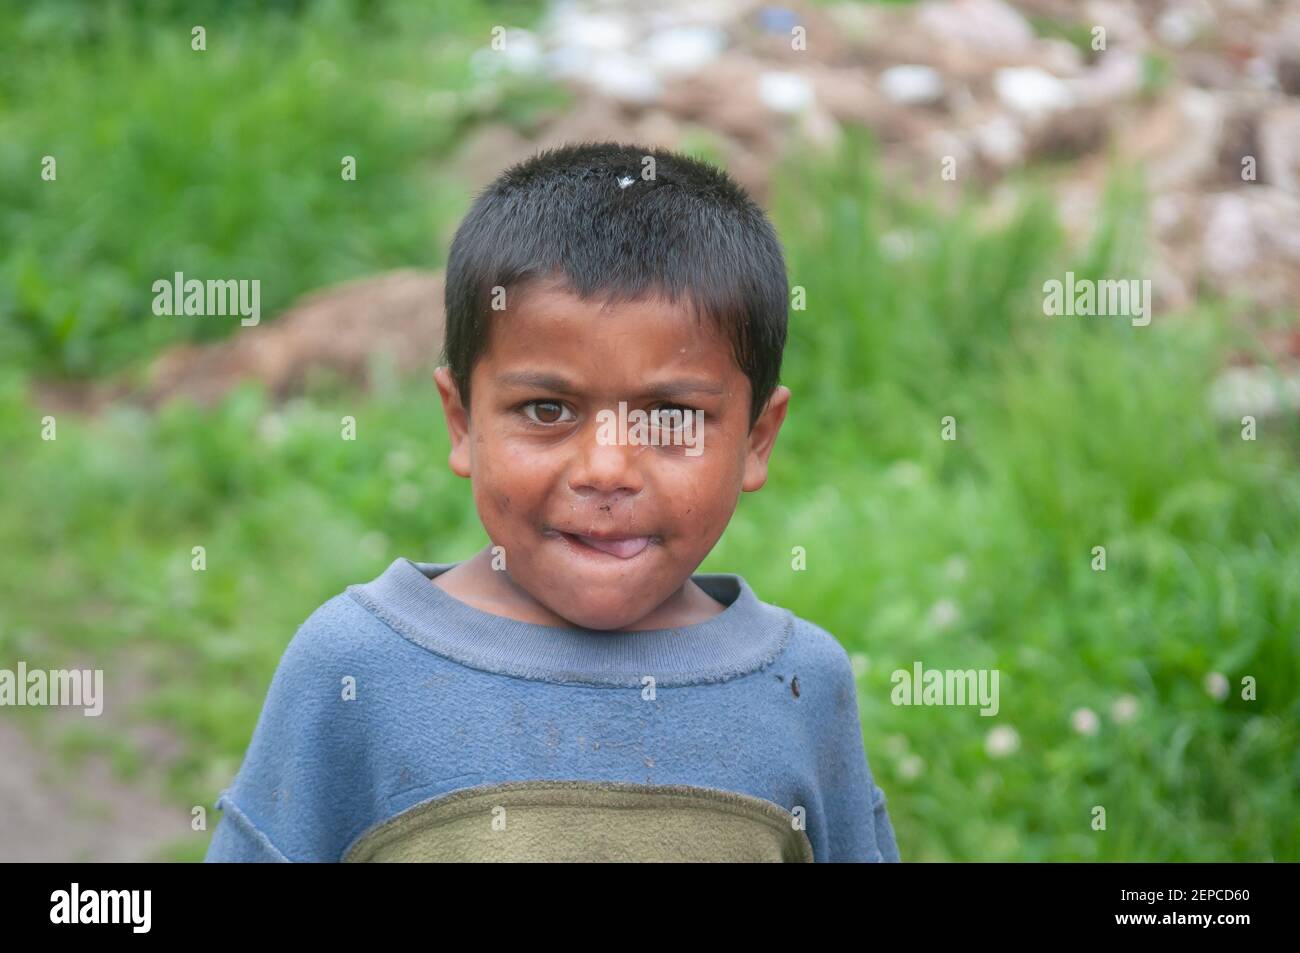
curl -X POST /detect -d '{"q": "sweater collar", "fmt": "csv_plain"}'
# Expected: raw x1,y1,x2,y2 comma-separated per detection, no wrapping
347,557,792,687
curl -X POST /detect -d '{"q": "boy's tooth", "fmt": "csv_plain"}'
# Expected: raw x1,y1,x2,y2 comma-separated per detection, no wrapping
578,535,649,558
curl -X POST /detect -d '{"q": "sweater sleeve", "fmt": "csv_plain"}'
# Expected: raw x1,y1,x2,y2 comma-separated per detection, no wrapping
202,596,367,863
206,791,291,862
818,642,902,862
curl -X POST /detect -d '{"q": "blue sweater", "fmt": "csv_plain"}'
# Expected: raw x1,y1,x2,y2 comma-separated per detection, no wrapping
205,557,900,862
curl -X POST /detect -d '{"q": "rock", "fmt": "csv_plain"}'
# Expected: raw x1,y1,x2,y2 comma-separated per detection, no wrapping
809,65,885,125
916,0,1035,61
1036,39,1085,78
1279,52,1300,96
974,113,1026,168
661,53,777,143
1025,106,1110,160
1216,107,1260,185
1069,49,1144,108
1200,192,1258,282
1156,3,1210,49
995,67,1076,114
1241,188,1300,267
1129,89,1226,191
642,25,728,77
576,52,662,104
1258,104,1300,192
879,64,945,105
546,9,632,55
1183,51,1242,90
1083,1,1149,51
757,70,815,113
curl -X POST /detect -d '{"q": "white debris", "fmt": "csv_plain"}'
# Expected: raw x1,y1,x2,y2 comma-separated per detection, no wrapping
1209,366,1300,420
994,67,1075,114
642,25,727,76
917,0,1035,57
757,70,814,113
879,64,944,105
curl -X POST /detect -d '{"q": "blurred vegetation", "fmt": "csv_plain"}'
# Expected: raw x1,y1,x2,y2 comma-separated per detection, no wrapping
0,0,564,375
1,1,1297,862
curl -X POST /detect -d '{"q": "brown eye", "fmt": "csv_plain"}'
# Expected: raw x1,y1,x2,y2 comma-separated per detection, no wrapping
651,404,695,432
523,400,572,425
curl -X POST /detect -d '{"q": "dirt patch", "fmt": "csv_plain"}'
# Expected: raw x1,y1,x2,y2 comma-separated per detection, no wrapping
0,714,195,862
32,268,445,415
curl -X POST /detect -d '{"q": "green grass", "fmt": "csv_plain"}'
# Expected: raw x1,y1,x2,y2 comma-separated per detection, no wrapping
0,0,565,375
0,4,1296,860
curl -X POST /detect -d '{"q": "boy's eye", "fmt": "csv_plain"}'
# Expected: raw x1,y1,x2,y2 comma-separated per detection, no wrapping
652,404,697,430
521,400,574,425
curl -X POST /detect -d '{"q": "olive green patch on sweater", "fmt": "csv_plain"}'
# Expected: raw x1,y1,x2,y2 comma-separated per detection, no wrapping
343,780,814,862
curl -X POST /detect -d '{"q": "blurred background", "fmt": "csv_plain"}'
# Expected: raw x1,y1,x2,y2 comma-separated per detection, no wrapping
1,0,1297,861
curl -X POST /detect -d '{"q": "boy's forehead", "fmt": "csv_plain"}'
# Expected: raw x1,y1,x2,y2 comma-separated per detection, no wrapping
479,282,741,384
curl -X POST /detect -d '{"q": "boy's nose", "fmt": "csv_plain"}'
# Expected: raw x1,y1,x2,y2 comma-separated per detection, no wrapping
566,433,644,497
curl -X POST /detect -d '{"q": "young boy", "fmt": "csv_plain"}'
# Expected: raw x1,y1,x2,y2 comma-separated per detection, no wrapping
205,142,900,862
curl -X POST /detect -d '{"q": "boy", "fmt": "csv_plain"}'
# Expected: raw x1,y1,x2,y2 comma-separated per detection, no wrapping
205,142,900,862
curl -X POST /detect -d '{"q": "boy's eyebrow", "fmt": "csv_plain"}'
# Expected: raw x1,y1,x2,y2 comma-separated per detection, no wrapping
494,371,725,399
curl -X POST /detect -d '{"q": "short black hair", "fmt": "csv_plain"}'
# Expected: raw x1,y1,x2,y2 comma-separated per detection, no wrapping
441,141,788,428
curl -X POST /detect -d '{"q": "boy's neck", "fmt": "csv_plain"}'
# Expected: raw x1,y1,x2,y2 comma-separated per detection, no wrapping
431,545,727,631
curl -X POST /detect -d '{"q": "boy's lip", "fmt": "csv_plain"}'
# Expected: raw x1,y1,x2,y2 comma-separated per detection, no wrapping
546,527,657,560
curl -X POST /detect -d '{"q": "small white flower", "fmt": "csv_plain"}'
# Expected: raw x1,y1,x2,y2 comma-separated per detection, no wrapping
898,754,924,780
385,448,414,476
927,598,960,630
1071,707,1099,736
1110,694,1139,724
886,460,925,487
985,725,1019,758
879,229,915,262
757,71,813,114
884,734,909,757
1204,671,1229,701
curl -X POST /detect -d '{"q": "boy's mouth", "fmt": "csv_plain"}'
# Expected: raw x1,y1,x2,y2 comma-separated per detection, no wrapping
555,531,653,560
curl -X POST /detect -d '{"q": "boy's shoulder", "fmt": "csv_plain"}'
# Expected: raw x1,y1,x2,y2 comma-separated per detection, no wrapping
784,610,855,664
744,584,859,691
269,585,405,686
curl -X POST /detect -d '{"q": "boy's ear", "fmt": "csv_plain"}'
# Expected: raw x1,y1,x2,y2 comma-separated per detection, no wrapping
433,366,472,478
741,385,790,492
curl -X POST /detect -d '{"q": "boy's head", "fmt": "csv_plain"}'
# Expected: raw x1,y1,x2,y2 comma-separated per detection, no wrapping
433,141,791,630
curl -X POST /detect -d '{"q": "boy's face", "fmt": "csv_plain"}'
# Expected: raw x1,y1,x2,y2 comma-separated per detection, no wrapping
433,280,789,631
